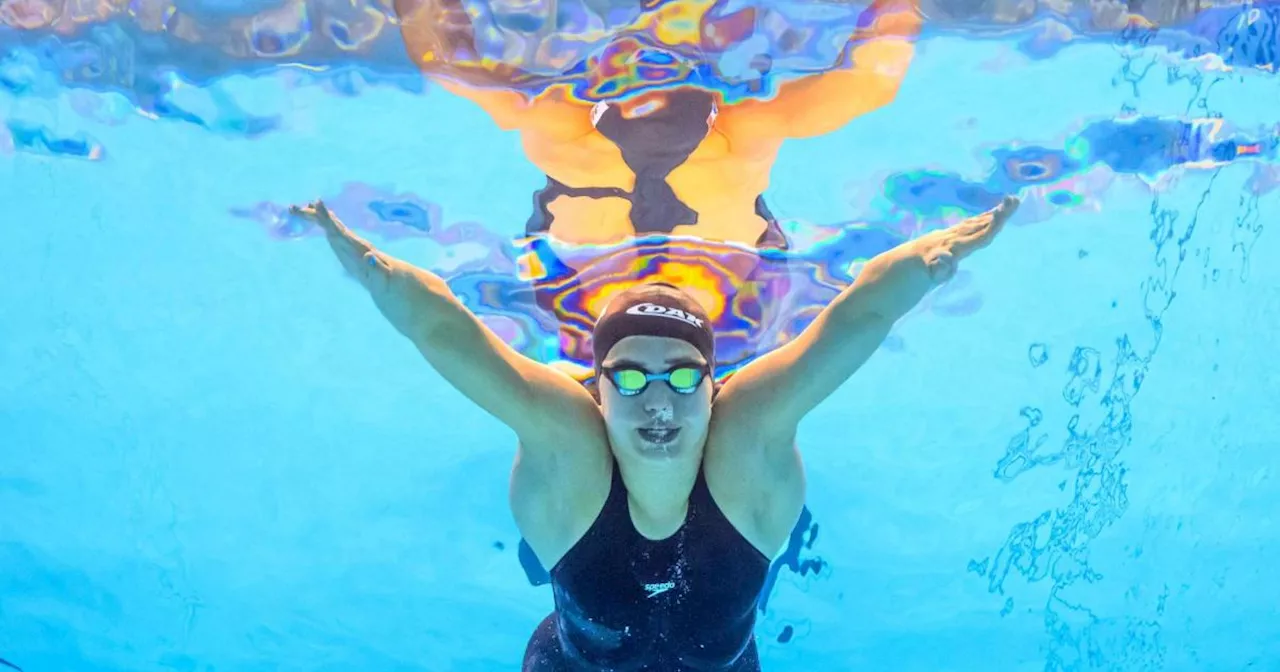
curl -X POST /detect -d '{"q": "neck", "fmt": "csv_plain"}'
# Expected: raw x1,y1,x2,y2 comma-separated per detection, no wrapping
616,451,701,540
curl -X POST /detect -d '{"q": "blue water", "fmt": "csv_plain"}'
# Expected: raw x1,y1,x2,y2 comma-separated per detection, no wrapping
3,7,1280,671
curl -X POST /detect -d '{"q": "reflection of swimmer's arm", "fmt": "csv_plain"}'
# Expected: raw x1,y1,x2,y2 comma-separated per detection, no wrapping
431,78,595,140
719,1,920,140
394,0,594,140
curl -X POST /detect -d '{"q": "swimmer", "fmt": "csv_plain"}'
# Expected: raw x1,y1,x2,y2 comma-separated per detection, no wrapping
290,193,1020,670
392,0,922,250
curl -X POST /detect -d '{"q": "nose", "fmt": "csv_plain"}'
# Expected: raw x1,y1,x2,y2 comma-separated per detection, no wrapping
641,384,676,419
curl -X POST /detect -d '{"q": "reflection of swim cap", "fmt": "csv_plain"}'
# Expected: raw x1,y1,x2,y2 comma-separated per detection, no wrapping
591,282,716,374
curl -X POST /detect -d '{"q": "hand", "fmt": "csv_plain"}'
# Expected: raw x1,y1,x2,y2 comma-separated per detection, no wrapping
290,200,428,336
914,195,1020,283
289,200,392,285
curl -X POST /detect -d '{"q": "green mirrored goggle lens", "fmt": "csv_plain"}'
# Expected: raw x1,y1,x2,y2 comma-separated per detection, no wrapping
614,369,648,391
667,367,701,390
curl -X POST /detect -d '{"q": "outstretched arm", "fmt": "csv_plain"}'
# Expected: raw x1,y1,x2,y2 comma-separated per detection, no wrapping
714,196,1020,442
291,201,604,450
717,0,922,140
393,0,593,139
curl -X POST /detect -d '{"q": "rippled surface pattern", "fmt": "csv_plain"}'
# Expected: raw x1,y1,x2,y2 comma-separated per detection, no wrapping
2,1,1279,670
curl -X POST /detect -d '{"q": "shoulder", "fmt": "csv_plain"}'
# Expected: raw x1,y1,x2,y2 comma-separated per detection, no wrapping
510,394,613,571
701,399,805,557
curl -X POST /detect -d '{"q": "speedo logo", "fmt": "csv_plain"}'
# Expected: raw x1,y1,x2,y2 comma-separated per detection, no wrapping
625,303,704,328
644,581,676,599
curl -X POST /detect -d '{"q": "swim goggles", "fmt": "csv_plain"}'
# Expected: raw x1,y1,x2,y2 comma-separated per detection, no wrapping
601,364,709,396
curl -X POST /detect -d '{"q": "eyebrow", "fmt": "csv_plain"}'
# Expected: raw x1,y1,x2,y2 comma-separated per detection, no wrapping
604,357,706,369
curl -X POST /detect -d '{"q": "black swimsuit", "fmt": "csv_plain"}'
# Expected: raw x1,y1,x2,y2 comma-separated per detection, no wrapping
522,462,771,671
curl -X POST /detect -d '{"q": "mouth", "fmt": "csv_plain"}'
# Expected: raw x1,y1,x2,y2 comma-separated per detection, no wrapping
637,427,681,446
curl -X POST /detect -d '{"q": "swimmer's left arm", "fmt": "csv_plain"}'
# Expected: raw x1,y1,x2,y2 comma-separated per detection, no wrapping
718,0,921,140
714,197,1019,445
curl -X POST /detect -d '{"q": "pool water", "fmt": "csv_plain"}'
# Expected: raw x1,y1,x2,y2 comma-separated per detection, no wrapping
2,3,1279,670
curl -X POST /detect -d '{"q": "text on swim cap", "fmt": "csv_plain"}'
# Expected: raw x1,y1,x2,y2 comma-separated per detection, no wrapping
625,302,705,328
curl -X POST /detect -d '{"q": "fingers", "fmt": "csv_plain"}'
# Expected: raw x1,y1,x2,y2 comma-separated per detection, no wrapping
290,199,398,294
290,200,342,235
990,195,1020,226
291,200,365,249
291,200,383,276
953,195,1020,257
975,195,1019,238
966,196,1019,233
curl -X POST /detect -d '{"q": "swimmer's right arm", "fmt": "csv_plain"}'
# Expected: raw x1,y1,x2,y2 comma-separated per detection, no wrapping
393,0,594,139
291,201,605,446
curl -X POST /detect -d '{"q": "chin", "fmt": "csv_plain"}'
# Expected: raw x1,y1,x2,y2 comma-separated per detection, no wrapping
633,440,687,461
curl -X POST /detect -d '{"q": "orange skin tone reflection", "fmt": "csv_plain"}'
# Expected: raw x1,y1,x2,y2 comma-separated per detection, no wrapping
394,0,922,250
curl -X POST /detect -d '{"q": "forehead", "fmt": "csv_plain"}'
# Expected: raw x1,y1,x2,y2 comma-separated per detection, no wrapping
603,335,703,366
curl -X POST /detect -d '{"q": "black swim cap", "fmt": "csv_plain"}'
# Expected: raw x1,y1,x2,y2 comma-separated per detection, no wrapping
591,282,716,374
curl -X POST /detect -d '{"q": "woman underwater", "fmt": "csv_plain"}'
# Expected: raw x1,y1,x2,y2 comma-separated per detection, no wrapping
291,192,1019,670
294,2,1021,670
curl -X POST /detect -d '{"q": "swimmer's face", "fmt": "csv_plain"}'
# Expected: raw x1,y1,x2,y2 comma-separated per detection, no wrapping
599,335,713,463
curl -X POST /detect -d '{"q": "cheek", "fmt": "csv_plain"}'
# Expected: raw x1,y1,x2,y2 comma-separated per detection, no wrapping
676,393,712,423
601,398,639,427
